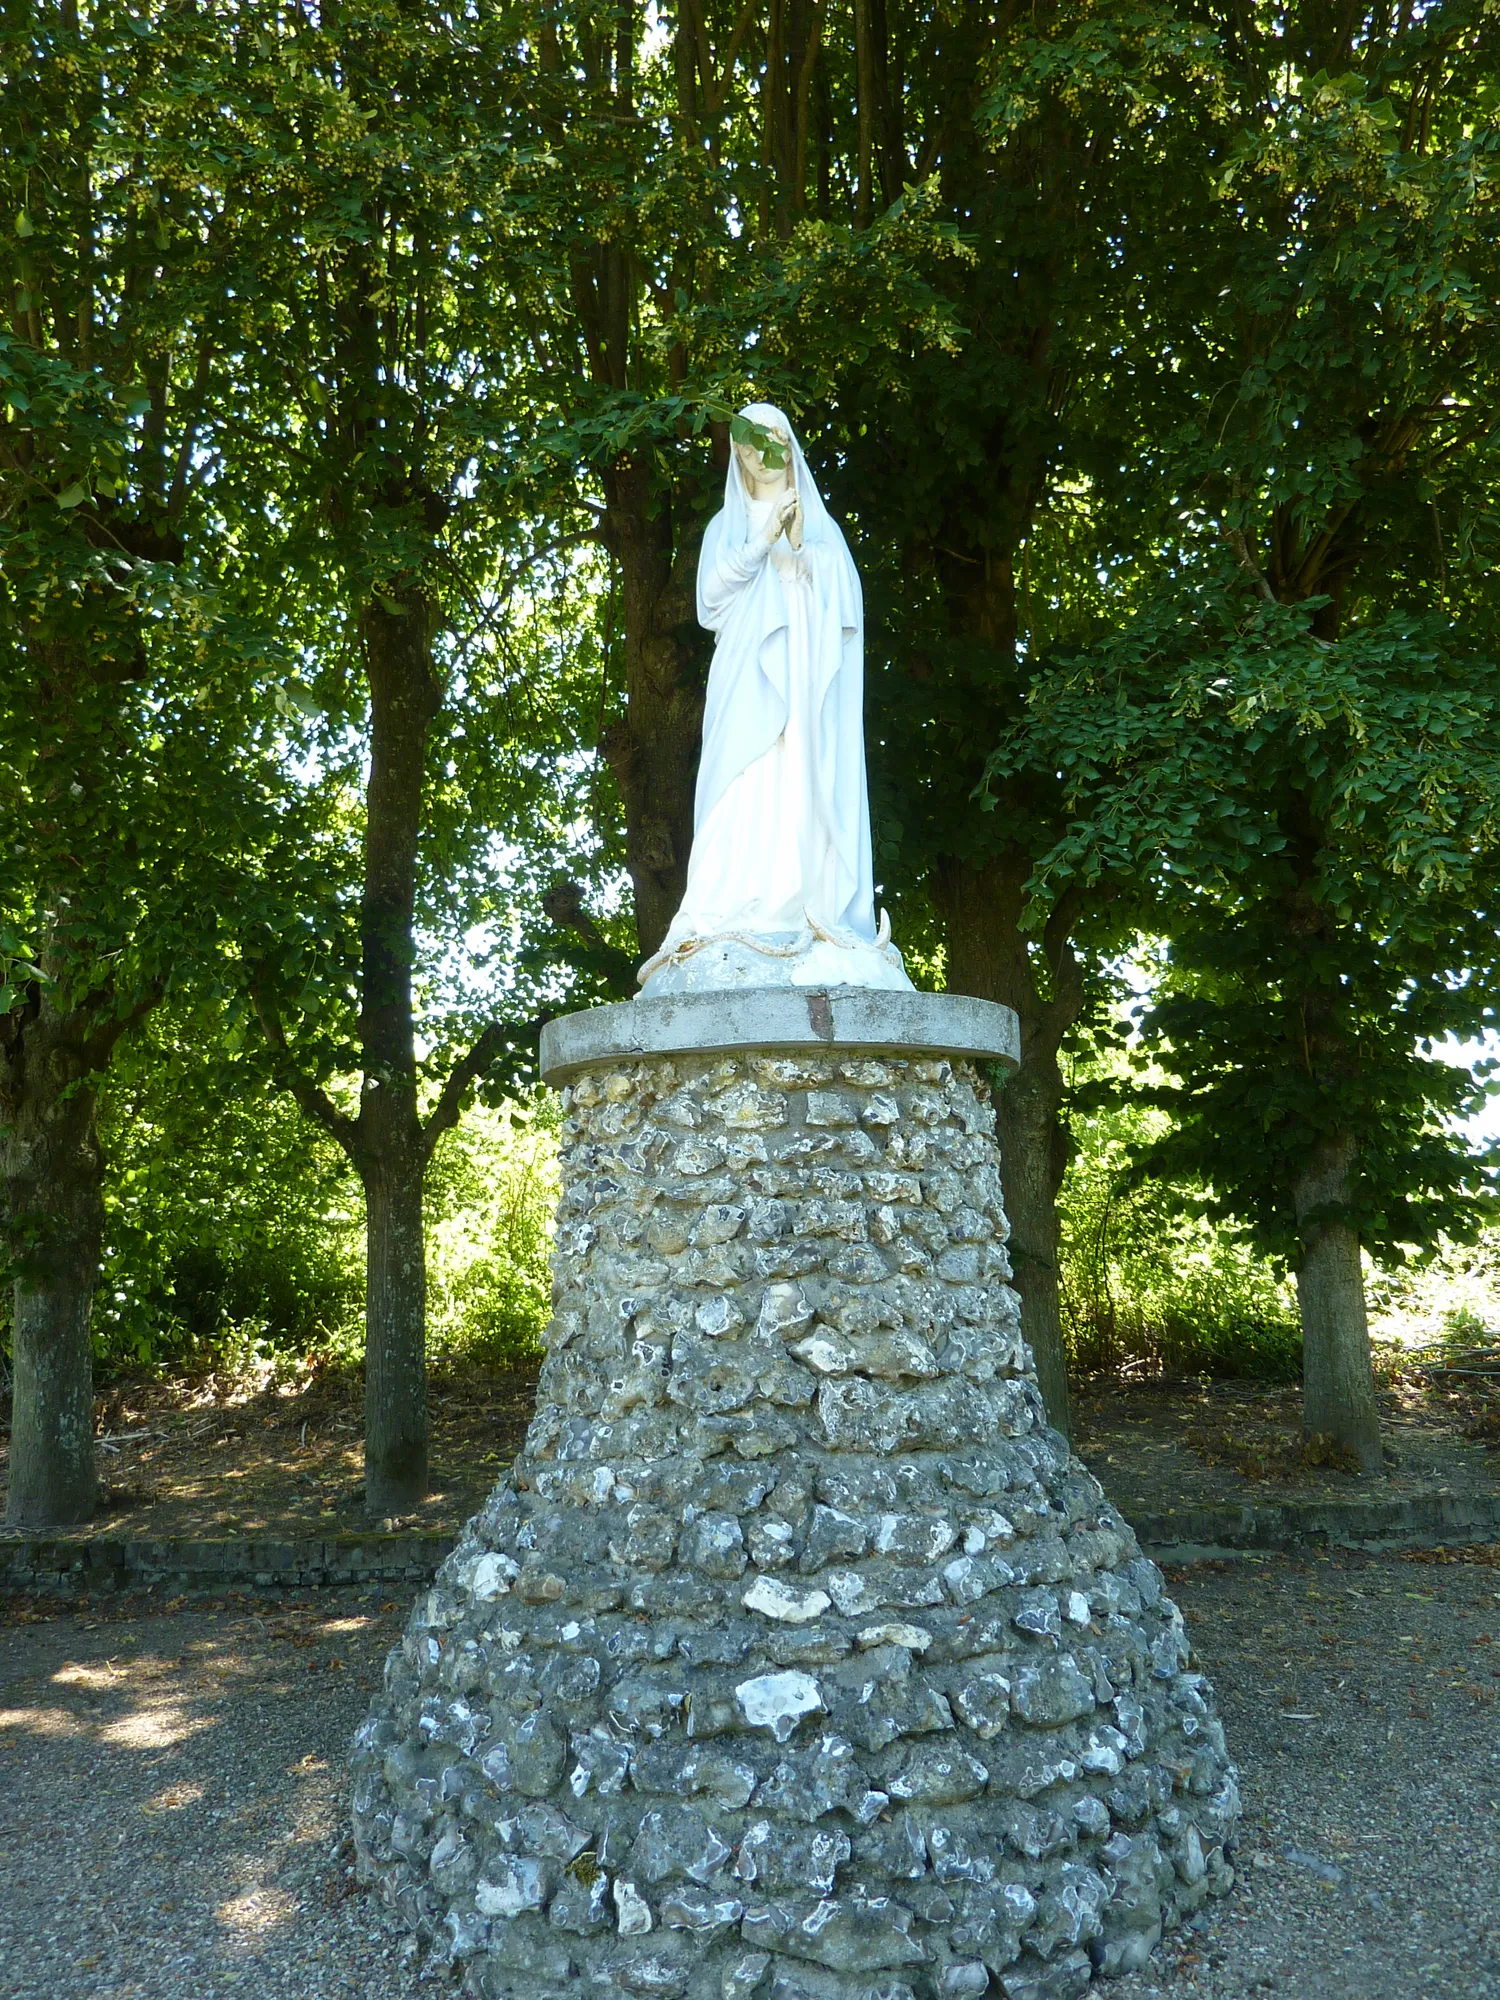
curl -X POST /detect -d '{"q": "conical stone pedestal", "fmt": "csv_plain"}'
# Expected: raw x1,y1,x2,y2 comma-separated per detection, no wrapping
352,993,1238,2000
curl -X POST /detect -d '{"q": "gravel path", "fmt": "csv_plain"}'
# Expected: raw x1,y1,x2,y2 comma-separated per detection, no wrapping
0,1590,423,1999
1110,1544,1500,2000
2,1548,1498,1999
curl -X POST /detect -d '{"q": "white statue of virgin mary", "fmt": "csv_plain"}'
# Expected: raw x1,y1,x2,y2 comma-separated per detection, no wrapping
638,402,911,994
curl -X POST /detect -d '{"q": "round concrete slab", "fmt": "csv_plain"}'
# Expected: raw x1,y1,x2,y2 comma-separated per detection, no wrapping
538,985,1019,1084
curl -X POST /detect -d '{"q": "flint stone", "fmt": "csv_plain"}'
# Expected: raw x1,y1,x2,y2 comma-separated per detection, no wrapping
724,1951,774,2000
1074,1796,1112,1839
999,1801,1075,1863
483,1929,573,1985
631,1806,734,1884
742,1896,927,1973
1001,1950,1094,2000
874,1513,957,1562
683,1513,749,1577
953,1661,1013,1739
817,1376,1034,1455
354,1033,1235,2000
737,1820,852,1895
883,1742,989,1806
663,1884,746,1938
926,1826,996,1886
748,1516,800,1569
736,1671,825,1741
615,1878,655,1935
485,1713,565,1798
756,1734,884,1823
942,1964,991,1997
744,1577,832,1624
803,1505,870,1569
820,1573,872,1619
493,1801,590,1861
699,1296,748,1338
641,1743,762,1809
854,1813,928,1881
856,1623,931,1653
428,1825,476,1895
567,1725,631,1799
619,1953,692,1998
1029,1865,1109,1956
1011,1657,1096,1729
549,1871,612,1934
475,1855,555,1919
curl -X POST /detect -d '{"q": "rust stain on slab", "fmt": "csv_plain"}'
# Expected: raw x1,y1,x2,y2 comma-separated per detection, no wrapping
805,990,834,1039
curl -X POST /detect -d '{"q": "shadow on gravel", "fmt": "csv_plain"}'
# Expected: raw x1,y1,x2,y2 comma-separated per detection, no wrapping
3,1550,1500,2000
1109,1545,1500,2000
0,1589,425,2000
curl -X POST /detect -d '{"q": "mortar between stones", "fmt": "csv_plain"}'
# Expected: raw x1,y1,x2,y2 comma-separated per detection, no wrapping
353,1041,1238,2000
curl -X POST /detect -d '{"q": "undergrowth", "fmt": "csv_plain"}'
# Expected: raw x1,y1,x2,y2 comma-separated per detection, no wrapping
1058,1091,1303,1383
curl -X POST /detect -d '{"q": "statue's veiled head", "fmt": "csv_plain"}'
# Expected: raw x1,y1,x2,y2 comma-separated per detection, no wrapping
733,413,793,498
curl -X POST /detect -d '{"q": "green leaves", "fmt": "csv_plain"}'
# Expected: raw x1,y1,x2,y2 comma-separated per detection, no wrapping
1001,551,1500,912
275,681,321,720
0,927,50,1020
994,549,1500,1261
729,414,787,470
957,2,1500,1272
5,0,1496,1365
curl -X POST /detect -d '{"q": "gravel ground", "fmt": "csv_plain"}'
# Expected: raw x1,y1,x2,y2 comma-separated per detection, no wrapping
2,1548,1499,1999
0,1589,424,1999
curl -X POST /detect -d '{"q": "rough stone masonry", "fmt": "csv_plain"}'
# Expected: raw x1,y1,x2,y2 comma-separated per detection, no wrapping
352,1046,1239,2000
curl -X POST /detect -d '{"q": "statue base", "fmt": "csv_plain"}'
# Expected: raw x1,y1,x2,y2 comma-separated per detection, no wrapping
639,927,912,999
353,994,1237,1999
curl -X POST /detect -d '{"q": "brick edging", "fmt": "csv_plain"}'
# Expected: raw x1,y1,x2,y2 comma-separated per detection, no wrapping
1131,1486,1500,1564
3,1486,1499,1596
0,1531,456,1596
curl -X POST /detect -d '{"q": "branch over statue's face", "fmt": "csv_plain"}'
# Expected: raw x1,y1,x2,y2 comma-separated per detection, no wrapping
733,424,790,494
734,425,802,550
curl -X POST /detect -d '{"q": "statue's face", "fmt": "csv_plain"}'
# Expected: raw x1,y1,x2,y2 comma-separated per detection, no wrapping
735,426,791,489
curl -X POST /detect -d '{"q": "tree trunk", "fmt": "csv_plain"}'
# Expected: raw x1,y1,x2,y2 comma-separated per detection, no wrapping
2,614,166,1526
990,1060,1072,1436
1,993,104,1526
357,596,442,1514
933,852,1081,1437
361,1145,429,1515
600,459,709,960
1293,1132,1382,1472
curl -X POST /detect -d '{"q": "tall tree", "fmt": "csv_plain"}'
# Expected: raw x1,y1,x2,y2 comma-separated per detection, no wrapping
993,1,1500,1463
0,0,279,1523
213,1,611,1512
803,1,1228,1429
1011,574,1500,1464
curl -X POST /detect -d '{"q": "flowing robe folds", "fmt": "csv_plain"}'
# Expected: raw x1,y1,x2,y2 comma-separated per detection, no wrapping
643,406,885,987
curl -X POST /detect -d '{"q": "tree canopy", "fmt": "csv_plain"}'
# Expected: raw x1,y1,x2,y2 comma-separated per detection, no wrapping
4,0,1499,1518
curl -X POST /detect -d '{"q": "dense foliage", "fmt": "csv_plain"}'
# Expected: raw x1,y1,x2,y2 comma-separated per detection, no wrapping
1057,1083,1304,1386
4,0,1500,1518
90,1015,557,1378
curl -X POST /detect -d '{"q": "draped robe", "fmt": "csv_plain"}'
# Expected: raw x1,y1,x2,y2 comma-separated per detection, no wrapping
643,406,879,980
